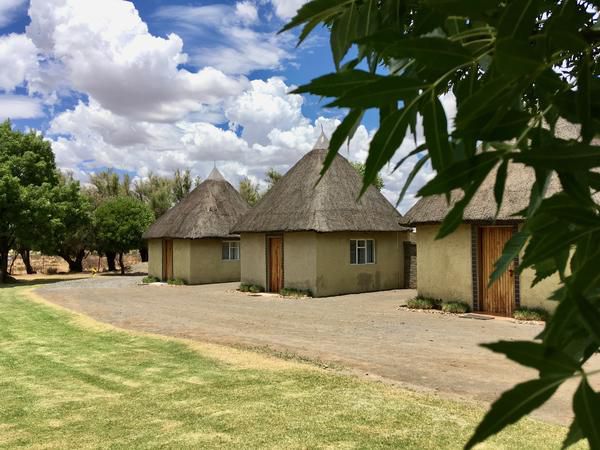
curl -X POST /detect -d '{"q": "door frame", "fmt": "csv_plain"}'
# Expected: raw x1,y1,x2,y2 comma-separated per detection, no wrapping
472,224,520,315
266,234,284,293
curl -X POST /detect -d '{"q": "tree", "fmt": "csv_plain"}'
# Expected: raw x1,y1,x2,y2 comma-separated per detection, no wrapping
351,162,384,191
284,1,600,448
94,197,154,275
265,168,283,190
173,169,193,202
0,120,57,283
239,177,261,206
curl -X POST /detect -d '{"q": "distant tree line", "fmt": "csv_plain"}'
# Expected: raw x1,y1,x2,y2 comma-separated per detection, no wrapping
0,120,198,282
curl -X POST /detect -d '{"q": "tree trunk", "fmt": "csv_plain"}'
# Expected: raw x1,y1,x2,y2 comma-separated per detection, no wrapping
119,252,125,275
139,246,148,262
106,251,117,272
59,249,85,273
20,248,36,274
0,249,9,284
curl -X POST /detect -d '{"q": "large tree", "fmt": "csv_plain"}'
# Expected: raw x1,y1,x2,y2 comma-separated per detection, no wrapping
94,197,154,275
284,1,599,448
0,120,57,283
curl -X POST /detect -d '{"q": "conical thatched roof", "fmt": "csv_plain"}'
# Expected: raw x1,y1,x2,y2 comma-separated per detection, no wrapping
143,168,250,239
401,120,599,226
233,134,407,233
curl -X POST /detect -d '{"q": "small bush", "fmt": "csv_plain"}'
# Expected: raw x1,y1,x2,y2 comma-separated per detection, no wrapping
248,285,264,293
407,297,442,310
46,267,58,275
513,307,549,322
142,275,160,284
280,287,312,298
239,283,252,292
442,301,471,314
167,278,186,286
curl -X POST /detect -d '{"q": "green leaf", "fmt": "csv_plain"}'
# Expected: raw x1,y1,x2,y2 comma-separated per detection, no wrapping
397,155,430,207
573,378,600,448
393,143,427,172
330,2,358,69
465,376,565,449
422,95,452,172
489,231,529,284
418,152,500,196
363,104,419,194
454,110,531,141
280,0,352,34
328,77,425,108
292,70,381,97
320,108,364,179
573,293,600,343
497,0,540,40
514,142,600,172
578,51,593,143
483,341,578,376
425,0,499,16
493,159,508,217
562,420,583,449
359,35,475,72
495,37,545,77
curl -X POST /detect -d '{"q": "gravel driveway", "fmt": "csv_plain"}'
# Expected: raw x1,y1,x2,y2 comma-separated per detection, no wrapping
36,276,600,426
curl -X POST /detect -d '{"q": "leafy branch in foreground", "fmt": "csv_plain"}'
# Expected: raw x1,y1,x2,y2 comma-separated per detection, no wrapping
283,0,599,448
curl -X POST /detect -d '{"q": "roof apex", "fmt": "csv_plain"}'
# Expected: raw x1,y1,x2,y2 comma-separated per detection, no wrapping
313,130,330,150
207,167,225,181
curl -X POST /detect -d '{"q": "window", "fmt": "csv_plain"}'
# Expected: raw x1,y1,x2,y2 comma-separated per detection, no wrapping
350,239,375,265
222,241,240,261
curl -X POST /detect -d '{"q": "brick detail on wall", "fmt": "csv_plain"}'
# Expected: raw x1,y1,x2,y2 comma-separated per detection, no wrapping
513,224,520,308
471,225,479,311
403,241,417,289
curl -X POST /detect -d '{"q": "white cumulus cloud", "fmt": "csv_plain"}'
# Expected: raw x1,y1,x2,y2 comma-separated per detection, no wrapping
0,33,38,92
0,94,44,120
269,0,308,20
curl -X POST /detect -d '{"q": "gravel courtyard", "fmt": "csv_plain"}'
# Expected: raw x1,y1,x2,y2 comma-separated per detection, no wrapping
36,276,600,426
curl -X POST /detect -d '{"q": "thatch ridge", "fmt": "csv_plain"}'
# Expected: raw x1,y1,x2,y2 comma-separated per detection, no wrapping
233,146,408,233
143,169,250,239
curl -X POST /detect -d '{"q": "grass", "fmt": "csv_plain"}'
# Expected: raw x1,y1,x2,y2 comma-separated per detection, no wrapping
513,307,550,322
442,301,471,314
0,284,578,449
279,287,312,298
167,278,186,286
142,275,160,284
407,296,442,310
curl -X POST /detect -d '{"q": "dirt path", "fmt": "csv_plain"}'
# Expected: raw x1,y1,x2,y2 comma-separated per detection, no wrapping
36,277,600,426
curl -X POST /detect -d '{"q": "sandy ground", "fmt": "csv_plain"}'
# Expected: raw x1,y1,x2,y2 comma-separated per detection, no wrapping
36,276,600,426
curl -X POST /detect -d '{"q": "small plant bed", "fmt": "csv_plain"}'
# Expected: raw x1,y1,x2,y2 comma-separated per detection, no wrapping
442,301,471,314
513,307,549,322
406,297,471,315
280,287,312,298
406,297,442,310
142,275,161,284
238,283,265,294
167,278,186,286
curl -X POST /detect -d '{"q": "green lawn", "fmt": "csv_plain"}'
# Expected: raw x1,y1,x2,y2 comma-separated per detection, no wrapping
0,284,578,449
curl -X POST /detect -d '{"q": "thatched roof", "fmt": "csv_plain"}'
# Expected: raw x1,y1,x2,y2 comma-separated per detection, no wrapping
401,120,599,226
143,168,250,239
233,133,408,233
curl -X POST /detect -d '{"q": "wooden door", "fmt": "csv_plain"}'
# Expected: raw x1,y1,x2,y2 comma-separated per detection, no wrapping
479,227,515,316
268,237,283,293
162,239,173,281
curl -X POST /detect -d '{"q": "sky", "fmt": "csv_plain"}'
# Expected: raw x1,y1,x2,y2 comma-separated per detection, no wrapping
0,0,451,212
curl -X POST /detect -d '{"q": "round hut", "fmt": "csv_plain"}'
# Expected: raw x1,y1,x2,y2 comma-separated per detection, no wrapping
232,133,411,297
143,168,250,284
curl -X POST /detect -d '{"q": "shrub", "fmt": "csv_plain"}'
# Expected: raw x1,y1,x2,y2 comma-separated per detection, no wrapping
167,278,186,286
142,275,160,284
239,283,252,292
407,297,442,310
442,301,471,314
248,285,264,293
280,287,312,298
46,267,58,275
513,307,549,322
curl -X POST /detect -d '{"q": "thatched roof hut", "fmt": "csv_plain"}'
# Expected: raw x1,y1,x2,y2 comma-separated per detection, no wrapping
144,168,250,240
233,133,407,233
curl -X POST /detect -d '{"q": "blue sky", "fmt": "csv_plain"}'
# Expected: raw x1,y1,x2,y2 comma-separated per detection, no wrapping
0,0,436,211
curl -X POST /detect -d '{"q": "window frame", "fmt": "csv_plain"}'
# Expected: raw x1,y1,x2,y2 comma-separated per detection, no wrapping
222,240,240,261
350,239,375,265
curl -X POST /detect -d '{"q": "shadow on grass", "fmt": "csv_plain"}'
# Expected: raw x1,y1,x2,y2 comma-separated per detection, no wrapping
0,276,84,289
